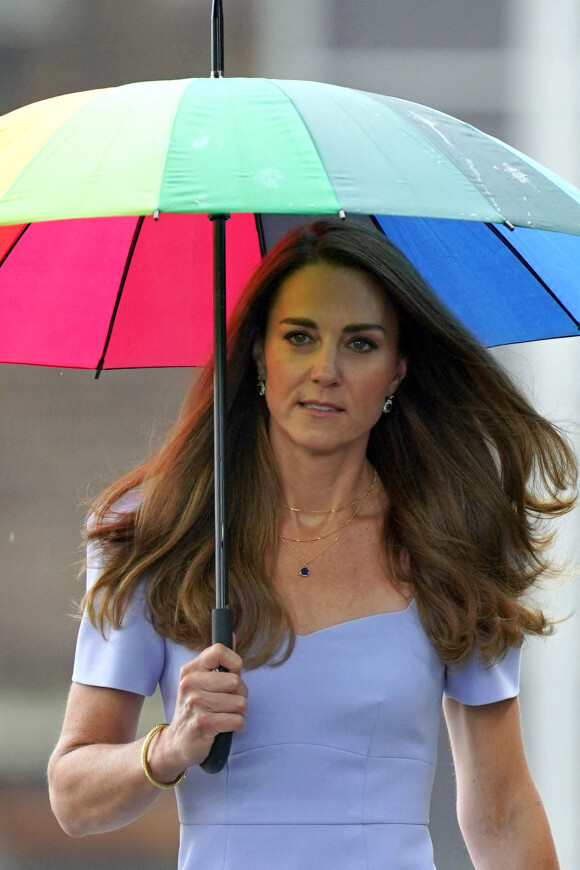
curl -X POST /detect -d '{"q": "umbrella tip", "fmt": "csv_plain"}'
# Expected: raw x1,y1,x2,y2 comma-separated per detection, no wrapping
211,0,224,78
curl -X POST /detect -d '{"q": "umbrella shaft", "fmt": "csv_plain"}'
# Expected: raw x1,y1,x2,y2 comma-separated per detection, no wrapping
212,214,228,609
200,213,233,774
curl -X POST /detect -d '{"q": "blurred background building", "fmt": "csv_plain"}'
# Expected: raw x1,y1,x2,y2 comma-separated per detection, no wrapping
1,1,579,868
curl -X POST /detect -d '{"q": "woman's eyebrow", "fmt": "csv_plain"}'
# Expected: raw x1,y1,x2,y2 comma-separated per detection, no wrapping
343,323,386,334
279,317,385,334
279,317,317,328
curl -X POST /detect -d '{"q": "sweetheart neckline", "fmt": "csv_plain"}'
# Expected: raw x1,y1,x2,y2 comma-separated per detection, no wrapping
294,598,416,638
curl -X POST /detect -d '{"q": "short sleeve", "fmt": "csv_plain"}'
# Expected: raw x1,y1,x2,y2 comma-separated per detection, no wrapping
72,540,165,697
444,645,521,706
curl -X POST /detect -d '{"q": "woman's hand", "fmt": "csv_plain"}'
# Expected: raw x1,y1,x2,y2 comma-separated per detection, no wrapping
147,644,248,781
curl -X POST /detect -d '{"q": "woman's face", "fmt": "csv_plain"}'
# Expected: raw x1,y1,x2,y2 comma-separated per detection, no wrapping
253,261,407,458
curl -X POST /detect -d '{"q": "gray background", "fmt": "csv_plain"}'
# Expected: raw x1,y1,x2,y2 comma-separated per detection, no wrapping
1,1,579,868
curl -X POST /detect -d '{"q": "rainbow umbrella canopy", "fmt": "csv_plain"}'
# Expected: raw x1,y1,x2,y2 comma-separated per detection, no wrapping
1,76,580,373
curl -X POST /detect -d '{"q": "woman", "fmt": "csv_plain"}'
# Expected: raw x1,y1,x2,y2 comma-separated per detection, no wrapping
48,218,576,869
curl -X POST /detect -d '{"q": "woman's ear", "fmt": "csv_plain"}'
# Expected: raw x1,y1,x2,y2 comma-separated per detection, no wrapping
252,339,266,378
390,356,408,395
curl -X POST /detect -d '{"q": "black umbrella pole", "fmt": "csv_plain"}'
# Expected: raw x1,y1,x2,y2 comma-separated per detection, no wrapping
212,214,228,615
200,213,233,775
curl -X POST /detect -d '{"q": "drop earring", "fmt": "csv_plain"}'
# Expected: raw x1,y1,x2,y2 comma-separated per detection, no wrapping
382,395,394,414
257,376,266,397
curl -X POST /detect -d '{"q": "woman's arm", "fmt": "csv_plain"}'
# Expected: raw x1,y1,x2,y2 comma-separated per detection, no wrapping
48,683,155,837
443,695,559,870
48,644,247,838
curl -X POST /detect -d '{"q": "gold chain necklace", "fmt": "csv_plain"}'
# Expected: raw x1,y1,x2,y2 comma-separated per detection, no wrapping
281,470,378,515
278,484,373,577
280,472,378,543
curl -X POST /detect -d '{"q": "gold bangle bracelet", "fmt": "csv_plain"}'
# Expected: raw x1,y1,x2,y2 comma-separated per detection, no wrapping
141,723,187,790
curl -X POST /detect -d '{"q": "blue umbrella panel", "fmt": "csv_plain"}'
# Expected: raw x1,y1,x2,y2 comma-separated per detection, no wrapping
257,214,580,347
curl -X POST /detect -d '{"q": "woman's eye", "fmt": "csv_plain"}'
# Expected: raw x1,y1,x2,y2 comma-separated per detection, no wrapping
349,337,376,353
285,331,312,346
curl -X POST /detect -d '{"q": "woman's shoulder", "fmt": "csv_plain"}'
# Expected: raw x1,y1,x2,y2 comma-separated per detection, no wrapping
107,487,143,517
86,487,143,569
444,644,522,706
87,487,143,530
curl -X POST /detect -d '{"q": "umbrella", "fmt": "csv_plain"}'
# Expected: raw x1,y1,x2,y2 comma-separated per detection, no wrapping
1,83,580,362
1,5,580,772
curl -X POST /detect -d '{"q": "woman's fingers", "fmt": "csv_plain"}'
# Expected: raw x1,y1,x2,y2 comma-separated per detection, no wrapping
180,668,248,699
186,707,246,736
179,644,247,697
193,643,244,675
179,681,247,716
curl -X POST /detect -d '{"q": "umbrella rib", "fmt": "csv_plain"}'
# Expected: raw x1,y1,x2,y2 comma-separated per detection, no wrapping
485,223,580,332
254,214,267,257
0,223,31,267
95,215,146,378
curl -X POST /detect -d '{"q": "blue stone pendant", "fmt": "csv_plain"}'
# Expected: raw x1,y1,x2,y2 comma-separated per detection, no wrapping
299,566,310,577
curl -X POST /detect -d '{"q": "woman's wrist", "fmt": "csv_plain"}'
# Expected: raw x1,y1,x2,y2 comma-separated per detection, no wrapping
141,724,187,789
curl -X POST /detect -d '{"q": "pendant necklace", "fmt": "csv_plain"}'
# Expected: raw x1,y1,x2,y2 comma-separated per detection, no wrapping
278,474,376,577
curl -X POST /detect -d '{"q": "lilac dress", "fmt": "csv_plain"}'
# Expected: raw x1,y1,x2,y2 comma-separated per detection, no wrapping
73,550,520,870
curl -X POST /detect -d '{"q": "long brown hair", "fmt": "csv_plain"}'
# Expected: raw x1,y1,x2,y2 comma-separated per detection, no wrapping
84,218,577,667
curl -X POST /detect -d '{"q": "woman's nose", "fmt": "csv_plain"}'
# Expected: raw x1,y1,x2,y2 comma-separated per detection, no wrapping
310,345,341,386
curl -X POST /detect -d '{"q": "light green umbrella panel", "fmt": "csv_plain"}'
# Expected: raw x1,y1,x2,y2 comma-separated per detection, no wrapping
2,77,579,228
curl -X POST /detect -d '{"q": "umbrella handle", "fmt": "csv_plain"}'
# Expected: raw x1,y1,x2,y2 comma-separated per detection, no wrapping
199,725,233,774
199,606,233,773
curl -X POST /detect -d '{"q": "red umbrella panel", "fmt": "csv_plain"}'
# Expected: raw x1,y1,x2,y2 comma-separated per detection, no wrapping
0,212,262,371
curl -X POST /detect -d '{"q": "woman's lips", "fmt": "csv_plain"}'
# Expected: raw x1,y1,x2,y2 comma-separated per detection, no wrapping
299,401,343,413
